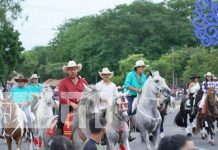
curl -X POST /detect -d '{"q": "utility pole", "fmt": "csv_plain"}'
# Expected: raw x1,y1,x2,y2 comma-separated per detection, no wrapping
172,48,175,89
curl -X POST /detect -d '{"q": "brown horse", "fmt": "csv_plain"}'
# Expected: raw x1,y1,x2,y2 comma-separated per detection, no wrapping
194,87,218,145
1,100,24,150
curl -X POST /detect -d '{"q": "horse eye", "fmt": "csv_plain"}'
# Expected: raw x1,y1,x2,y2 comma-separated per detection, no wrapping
155,80,159,83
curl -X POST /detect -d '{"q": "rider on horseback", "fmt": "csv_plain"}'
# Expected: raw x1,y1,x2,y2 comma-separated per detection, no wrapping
57,60,87,136
199,72,215,111
9,74,32,139
96,67,119,110
124,60,148,142
28,74,42,96
187,74,200,111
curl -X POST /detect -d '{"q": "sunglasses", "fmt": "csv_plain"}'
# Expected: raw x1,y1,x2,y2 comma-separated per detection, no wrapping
17,80,25,83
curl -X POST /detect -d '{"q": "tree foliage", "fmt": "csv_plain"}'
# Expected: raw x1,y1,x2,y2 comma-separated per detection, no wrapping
18,0,217,87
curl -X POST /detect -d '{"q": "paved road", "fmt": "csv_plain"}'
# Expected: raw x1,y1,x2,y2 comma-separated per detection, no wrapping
1,104,218,150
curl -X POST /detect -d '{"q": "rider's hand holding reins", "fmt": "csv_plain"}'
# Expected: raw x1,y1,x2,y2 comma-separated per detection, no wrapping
69,102,78,109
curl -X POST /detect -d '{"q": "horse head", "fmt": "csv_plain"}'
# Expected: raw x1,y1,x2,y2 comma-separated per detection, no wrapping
0,99,16,123
41,84,54,106
113,93,129,122
149,71,171,102
207,87,216,106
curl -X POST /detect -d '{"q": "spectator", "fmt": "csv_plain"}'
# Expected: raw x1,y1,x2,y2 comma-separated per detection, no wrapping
50,136,73,150
83,113,107,150
158,134,195,150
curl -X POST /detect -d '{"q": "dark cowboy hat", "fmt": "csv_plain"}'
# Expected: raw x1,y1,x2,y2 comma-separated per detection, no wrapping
14,74,28,83
190,74,200,80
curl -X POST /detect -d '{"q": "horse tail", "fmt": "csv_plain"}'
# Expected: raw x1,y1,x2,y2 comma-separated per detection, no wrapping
193,113,201,135
174,110,185,127
174,101,186,127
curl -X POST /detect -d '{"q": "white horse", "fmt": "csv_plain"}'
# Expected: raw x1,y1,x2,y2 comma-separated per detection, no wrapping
72,85,105,150
131,71,171,150
32,85,56,150
106,94,130,150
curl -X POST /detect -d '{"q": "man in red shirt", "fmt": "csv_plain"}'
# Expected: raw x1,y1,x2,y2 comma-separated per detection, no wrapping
57,60,87,135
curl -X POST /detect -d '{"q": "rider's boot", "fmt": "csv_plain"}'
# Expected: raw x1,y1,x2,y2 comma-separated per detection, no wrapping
127,120,136,142
56,127,63,136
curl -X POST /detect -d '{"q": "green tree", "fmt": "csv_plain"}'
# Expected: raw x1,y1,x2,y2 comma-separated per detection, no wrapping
0,22,24,90
112,54,150,85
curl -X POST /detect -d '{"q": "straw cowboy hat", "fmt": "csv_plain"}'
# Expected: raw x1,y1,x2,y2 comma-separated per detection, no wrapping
63,60,82,73
14,74,28,83
30,74,40,79
190,74,200,80
99,67,114,79
204,72,214,78
213,76,217,80
134,60,146,68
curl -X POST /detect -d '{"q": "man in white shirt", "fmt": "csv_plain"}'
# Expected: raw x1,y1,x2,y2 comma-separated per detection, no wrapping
96,67,119,107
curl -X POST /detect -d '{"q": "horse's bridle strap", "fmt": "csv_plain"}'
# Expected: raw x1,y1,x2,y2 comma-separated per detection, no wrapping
137,104,161,132
77,128,87,142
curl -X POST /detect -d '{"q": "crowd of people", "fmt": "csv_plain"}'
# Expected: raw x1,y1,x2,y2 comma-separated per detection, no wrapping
0,58,217,149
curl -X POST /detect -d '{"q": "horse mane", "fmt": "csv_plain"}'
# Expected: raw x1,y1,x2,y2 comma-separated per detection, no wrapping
205,87,216,114
73,85,101,129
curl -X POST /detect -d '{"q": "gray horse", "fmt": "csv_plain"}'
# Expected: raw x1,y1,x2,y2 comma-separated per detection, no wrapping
72,85,105,150
106,94,130,150
131,71,171,150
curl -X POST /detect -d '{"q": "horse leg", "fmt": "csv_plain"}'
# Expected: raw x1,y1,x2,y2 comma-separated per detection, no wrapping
160,114,164,138
16,137,23,150
201,117,207,139
152,128,161,150
123,138,131,150
121,130,131,150
184,111,191,137
6,137,12,150
207,118,214,145
141,130,151,150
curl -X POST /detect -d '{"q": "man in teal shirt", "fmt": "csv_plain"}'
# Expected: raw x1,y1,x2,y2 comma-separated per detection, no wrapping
124,60,147,142
29,74,42,95
10,75,30,103
124,60,147,116
10,74,32,131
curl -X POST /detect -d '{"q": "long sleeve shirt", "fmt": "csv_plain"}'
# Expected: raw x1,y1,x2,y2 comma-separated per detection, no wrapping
124,70,147,96
189,82,200,94
58,76,87,105
96,80,119,101
202,81,215,93
215,81,218,94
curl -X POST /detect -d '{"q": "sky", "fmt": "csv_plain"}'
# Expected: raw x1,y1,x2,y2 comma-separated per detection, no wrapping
14,0,163,50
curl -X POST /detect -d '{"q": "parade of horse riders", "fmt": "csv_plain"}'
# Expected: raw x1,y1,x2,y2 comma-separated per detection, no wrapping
1,0,218,150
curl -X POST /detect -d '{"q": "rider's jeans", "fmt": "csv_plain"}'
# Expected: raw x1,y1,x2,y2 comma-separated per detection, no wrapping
127,95,136,116
22,107,32,128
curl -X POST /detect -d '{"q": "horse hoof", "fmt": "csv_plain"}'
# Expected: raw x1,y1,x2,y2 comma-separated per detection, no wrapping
192,128,196,133
187,133,192,137
201,135,205,140
209,141,215,145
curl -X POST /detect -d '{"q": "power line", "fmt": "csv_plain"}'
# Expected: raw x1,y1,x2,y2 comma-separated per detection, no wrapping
23,3,94,15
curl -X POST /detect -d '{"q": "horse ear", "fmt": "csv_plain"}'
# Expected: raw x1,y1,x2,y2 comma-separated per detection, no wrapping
149,71,153,77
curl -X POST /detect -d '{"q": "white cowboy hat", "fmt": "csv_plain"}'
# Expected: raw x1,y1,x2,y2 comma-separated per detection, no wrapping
99,67,114,79
204,72,214,77
63,60,82,73
30,74,40,79
134,60,146,68
213,76,217,80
